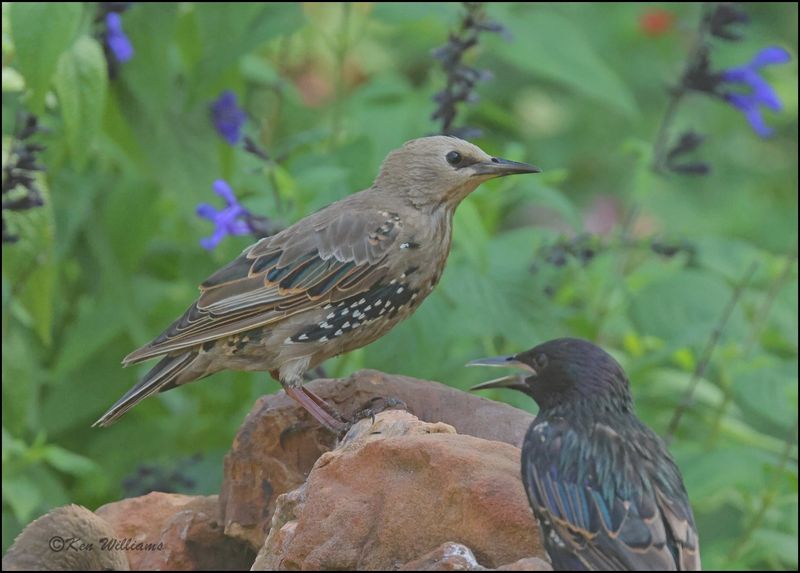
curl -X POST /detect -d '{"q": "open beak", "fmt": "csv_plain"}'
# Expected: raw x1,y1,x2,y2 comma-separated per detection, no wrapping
473,157,541,178
466,355,537,392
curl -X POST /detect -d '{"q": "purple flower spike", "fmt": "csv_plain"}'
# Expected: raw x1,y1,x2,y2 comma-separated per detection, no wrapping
106,13,134,63
721,46,790,138
196,180,251,250
210,91,247,145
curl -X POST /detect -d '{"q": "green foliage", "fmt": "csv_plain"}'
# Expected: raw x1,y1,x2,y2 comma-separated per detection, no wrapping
2,3,797,570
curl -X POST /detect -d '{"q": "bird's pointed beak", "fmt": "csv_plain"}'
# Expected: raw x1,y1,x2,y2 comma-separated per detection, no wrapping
466,355,537,392
472,157,541,178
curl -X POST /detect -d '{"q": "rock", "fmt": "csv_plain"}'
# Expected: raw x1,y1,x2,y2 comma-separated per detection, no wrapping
399,542,484,570
496,557,552,570
251,410,545,570
221,369,535,547
2,504,129,571
96,492,254,570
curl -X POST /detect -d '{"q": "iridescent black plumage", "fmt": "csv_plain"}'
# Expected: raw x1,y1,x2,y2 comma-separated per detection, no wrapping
470,338,700,571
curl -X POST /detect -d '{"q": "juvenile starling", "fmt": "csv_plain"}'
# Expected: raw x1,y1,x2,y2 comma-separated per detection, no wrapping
469,338,700,571
95,136,539,430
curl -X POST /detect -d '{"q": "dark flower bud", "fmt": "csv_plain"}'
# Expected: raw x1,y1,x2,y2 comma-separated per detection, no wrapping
706,3,749,42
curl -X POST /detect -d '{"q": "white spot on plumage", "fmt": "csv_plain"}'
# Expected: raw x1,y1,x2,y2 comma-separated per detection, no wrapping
334,329,343,336
298,334,308,341
396,287,404,294
364,305,372,312
284,337,293,344
327,312,335,319
343,322,351,328
358,298,366,305
320,336,328,342
400,242,410,249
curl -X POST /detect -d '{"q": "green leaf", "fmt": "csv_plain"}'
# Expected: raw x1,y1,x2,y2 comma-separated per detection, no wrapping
52,296,126,377
43,445,98,476
2,478,41,523
496,8,638,119
1,174,56,347
9,2,83,113
193,3,304,91
53,36,108,167
629,269,748,347
731,357,798,433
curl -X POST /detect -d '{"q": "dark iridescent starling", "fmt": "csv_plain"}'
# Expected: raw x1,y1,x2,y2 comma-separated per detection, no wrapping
469,338,700,571
95,136,539,430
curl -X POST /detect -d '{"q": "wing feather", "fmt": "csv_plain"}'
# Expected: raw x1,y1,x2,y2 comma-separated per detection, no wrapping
522,419,700,571
124,207,403,365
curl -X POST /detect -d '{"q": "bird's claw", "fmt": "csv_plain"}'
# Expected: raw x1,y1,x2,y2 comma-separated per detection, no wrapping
348,396,409,426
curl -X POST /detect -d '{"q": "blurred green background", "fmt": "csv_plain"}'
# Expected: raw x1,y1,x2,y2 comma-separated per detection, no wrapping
2,2,797,569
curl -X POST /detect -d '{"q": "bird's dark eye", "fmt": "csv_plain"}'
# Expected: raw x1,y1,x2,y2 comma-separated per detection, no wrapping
536,353,549,370
446,151,463,166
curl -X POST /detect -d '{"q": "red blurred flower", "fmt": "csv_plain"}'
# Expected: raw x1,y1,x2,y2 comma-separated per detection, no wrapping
640,8,675,37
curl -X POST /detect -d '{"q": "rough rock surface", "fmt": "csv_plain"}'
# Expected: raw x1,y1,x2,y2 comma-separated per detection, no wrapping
96,492,254,570
398,542,552,571
2,504,129,571
221,369,535,547
251,410,545,571
399,542,485,570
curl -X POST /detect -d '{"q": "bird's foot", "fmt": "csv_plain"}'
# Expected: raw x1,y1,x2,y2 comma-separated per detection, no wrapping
349,396,409,426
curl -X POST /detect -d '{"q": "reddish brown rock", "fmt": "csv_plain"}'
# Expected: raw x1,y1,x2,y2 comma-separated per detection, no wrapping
221,369,535,548
3,505,129,571
96,492,254,570
251,410,545,571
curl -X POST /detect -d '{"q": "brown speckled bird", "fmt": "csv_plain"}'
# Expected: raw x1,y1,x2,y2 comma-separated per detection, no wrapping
95,136,539,430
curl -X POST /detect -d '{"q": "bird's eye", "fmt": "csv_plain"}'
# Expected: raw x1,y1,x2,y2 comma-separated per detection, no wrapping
446,151,463,166
536,353,549,370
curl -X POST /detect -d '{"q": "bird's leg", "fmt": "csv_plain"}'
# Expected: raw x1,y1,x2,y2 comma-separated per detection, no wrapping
284,386,346,432
300,386,347,422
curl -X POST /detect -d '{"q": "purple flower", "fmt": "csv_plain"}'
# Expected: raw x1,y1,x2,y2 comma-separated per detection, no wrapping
105,12,134,63
196,180,251,250
210,91,247,145
721,46,790,137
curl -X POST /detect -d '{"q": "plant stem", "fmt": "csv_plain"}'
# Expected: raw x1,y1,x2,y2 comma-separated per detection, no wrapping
664,260,758,444
744,241,798,354
651,3,712,173
725,413,799,565
329,2,352,147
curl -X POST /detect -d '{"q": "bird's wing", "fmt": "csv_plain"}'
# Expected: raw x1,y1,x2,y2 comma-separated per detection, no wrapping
521,419,700,571
124,206,404,364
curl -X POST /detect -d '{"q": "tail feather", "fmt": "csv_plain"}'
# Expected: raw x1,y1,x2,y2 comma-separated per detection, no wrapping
93,351,197,427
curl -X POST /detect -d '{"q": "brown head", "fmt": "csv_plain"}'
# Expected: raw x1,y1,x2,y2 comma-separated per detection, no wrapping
374,136,539,211
2,505,130,571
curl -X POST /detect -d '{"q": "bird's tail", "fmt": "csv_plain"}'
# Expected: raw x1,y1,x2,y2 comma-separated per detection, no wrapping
93,351,198,427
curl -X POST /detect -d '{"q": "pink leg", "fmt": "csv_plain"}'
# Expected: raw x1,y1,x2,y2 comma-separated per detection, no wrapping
284,386,346,431
301,386,342,419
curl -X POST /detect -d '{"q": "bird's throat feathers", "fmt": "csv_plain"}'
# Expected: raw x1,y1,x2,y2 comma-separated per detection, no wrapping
532,364,634,420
